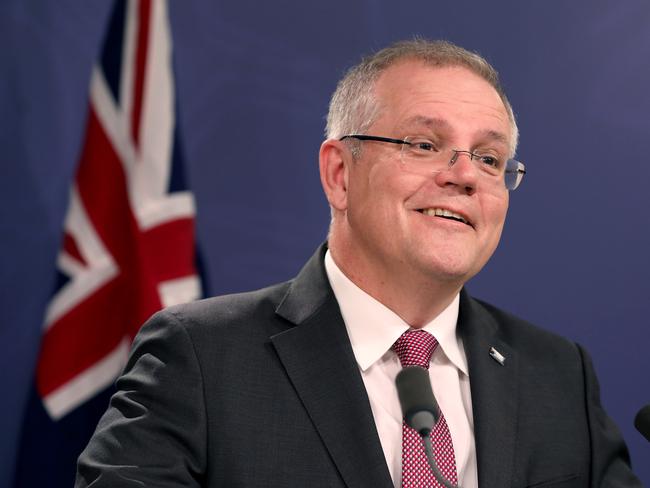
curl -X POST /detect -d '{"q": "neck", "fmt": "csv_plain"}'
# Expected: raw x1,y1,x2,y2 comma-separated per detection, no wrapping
328,234,462,328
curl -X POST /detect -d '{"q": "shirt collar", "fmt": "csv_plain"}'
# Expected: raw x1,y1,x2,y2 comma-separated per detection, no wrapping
324,250,468,376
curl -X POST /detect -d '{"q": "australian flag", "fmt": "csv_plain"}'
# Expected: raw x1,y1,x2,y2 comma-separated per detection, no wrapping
13,1,202,486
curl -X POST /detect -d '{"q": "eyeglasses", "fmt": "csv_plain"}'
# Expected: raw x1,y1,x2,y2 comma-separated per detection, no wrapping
339,134,526,191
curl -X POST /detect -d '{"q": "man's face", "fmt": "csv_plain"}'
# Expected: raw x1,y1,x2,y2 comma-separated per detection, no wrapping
342,61,512,286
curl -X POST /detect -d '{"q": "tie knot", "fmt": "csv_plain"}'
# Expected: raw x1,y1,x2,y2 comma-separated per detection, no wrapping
392,330,438,368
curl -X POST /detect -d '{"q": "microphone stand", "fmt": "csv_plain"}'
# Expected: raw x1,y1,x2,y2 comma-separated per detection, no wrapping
421,435,458,488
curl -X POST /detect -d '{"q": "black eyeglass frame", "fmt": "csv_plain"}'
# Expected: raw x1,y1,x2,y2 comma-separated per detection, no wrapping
339,134,526,191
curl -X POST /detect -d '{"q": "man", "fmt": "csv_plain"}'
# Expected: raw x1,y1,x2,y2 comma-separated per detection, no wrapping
76,40,641,487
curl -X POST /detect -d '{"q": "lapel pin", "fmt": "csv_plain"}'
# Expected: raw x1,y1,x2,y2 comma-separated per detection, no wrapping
489,347,506,366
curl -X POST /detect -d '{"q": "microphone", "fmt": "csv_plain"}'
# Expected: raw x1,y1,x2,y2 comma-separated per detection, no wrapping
395,366,459,488
395,366,439,434
634,405,650,442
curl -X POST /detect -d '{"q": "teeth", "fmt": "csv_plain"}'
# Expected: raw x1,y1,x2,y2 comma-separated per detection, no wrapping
422,208,468,224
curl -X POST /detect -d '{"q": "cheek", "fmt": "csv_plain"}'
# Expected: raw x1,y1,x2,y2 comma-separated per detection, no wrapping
483,194,509,241
484,185,508,214
360,167,411,211
348,156,423,224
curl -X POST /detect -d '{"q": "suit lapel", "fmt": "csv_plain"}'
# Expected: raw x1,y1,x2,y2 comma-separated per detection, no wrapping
458,291,518,488
271,246,394,488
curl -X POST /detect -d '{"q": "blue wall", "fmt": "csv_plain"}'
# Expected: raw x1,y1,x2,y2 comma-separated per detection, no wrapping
1,0,649,485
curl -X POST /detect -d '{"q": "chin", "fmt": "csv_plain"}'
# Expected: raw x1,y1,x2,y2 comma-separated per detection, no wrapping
423,244,493,279
414,255,476,284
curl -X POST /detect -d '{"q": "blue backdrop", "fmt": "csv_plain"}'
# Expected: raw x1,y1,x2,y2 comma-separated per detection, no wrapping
1,0,649,485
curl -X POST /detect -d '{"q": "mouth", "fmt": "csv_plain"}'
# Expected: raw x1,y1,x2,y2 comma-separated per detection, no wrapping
417,208,473,228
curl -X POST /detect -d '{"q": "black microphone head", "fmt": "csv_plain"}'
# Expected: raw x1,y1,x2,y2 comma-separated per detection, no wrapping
395,366,440,436
634,405,650,442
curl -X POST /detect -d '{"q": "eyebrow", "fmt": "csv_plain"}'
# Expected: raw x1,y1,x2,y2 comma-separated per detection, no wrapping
476,129,510,147
399,115,510,149
399,115,453,132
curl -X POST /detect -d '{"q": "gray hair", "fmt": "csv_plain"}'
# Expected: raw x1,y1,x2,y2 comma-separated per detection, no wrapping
325,39,519,157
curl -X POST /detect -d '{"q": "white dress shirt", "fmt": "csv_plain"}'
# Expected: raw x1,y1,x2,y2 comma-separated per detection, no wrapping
324,251,478,488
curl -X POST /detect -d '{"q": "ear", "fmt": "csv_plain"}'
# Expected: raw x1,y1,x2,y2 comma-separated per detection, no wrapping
319,139,350,211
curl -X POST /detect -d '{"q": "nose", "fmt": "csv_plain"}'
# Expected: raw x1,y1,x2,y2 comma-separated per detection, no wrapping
434,150,478,194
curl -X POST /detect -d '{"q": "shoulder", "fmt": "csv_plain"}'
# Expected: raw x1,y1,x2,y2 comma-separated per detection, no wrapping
167,280,291,325
464,294,584,368
477,297,575,346
136,280,293,348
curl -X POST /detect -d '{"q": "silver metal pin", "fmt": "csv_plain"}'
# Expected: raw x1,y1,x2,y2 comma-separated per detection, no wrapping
489,347,506,366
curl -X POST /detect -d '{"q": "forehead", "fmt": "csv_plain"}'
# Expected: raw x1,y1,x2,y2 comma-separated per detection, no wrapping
372,61,511,146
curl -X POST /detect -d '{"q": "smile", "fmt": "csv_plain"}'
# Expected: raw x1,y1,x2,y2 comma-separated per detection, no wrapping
418,208,473,227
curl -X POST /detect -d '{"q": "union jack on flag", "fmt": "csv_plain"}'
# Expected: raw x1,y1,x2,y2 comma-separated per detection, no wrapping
14,0,202,485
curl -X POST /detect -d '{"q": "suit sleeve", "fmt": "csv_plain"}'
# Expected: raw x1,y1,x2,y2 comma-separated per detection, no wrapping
578,343,643,487
75,309,207,487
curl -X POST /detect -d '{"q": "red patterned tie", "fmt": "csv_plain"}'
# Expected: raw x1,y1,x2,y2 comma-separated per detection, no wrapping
392,330,458,488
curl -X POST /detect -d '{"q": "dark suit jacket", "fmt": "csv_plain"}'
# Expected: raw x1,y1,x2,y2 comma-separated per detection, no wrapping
76,245,641,487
